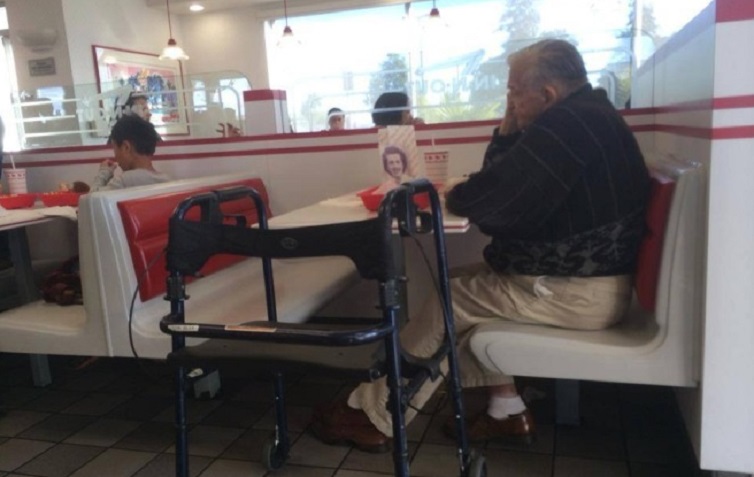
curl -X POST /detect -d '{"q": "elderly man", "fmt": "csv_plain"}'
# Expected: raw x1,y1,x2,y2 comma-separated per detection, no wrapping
311,39,649,451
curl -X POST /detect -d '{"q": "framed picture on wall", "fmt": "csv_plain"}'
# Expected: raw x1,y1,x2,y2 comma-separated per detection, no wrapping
92,44,189,137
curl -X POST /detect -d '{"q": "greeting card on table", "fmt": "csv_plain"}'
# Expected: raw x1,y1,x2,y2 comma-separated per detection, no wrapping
376,125,424,194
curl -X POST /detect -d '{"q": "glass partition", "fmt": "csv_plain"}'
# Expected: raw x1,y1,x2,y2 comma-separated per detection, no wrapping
9,70,250,150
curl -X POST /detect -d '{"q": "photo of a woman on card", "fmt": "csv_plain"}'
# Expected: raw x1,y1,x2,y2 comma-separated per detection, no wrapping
376,145,412,193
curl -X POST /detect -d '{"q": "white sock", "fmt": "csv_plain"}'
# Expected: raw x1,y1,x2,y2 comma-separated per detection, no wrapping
487,395,527,420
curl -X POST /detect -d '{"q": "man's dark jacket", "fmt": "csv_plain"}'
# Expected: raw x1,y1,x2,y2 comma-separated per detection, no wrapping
446,84,650,277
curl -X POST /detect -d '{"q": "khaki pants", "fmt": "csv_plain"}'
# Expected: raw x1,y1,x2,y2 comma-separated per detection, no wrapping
347,263,632,436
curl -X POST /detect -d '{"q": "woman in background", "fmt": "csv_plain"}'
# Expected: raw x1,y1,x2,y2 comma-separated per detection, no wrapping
372,92,424,127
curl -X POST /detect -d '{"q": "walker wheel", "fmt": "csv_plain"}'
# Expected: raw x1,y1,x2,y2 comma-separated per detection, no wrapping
466,450,486,477
262,438,287,471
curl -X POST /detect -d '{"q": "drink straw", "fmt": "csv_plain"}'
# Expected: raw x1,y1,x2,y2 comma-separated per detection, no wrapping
9,154,15,169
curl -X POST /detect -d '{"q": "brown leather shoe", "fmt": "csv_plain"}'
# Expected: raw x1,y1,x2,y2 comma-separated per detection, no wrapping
444,410,536,445
310,401,391,453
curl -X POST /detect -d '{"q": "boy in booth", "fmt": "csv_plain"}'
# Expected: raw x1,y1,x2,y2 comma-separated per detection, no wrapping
91,115,171,191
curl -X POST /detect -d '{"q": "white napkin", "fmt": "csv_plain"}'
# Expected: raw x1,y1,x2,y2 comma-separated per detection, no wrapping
39,206,78,221
320,195,364,207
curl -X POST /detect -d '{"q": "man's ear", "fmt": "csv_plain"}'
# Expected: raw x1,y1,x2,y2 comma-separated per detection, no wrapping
542,84,560,107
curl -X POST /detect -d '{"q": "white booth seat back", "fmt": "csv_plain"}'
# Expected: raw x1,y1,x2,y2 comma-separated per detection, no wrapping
469,157,703,387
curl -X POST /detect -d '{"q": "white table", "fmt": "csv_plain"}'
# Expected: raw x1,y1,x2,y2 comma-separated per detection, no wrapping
1,209,55,306
267,192,469,328
0,206,77,386
269,193,469,233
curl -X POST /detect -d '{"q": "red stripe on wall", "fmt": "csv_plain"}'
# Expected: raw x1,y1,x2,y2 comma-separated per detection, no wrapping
155,143,379,161
713,95,754,109
622,99,714,116
13,96,754,158
10,94,754,167
243,90,287,101
8,123,754,169
1,157,110,169
653,124,713,139
417,136,492,147
711,125,754,139
623,95,754,116
717,0,754,22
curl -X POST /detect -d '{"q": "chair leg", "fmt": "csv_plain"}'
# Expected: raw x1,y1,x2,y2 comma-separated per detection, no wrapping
555,379,580,426
175,366,189,477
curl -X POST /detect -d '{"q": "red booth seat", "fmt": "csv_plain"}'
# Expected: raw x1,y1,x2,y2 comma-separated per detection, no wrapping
117,178,271,302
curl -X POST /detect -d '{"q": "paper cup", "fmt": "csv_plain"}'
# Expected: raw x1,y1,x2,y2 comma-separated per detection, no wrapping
6,168,27,194
423,151,449,186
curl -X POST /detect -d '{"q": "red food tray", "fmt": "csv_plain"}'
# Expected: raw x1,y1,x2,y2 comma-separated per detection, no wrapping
0,193,37,209
39,191,83,207
357,187,429,211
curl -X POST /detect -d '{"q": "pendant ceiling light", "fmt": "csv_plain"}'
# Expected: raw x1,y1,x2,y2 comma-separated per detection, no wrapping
159,0,189,61
429,0,441,20
277,0,300,47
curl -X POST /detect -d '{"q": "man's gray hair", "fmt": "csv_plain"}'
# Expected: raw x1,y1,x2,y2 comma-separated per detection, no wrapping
509,39,588,91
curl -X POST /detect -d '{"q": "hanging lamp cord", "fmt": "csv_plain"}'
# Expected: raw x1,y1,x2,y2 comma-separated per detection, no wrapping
166,0,174,38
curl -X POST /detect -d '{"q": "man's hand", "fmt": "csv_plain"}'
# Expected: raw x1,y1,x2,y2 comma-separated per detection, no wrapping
498,97,519,136
443,176,468,199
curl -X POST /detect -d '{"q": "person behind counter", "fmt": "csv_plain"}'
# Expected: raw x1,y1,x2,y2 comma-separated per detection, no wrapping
327,107,346,131
122,92,152,122
371,92,424,127
91,115,170,192
310,38,650,452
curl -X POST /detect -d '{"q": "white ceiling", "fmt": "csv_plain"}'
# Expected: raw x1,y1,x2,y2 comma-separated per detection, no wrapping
145,0,411,17
146,0,275,14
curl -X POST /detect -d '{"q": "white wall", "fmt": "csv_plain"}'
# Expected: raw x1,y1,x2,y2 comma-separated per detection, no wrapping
640,3,754,474
7,0,74,95
179,7,269,90
699,15,754,474
702,138,754,473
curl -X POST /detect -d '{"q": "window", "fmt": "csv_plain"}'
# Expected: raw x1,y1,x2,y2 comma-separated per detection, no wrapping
266,0,708,132
185,73,250,138
0,4,7,30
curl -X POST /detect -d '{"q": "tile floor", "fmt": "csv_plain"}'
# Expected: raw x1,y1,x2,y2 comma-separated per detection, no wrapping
0,353,707,477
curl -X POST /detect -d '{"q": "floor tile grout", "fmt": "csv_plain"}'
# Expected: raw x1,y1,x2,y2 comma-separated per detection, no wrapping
0,355,707,477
